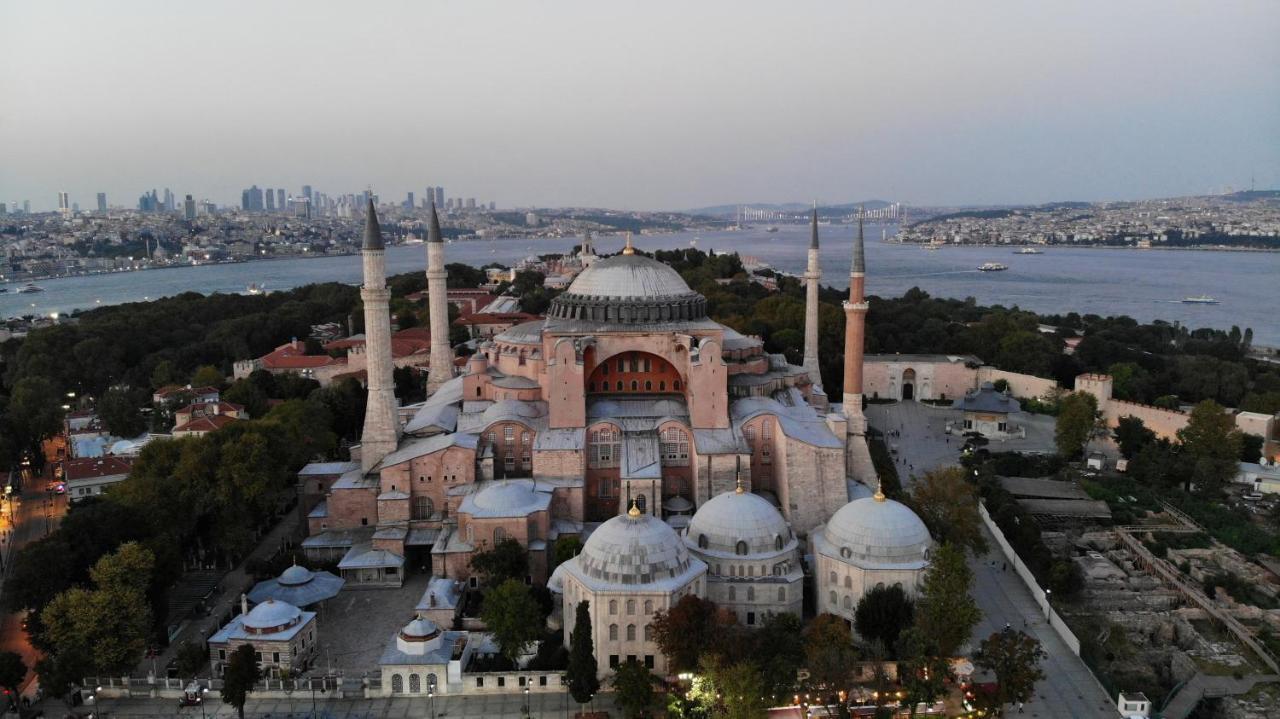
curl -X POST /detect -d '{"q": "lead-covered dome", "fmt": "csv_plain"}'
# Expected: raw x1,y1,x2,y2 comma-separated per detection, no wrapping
278,564,315,586
572,509,702,587
686,489,794,557
242,599,303,632
548,253,708,324
818,496,932,567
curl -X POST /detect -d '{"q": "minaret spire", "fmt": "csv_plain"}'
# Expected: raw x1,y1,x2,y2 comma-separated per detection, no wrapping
358,197,400,472
425,201,454,394
842,206,869,439
801,203,823,391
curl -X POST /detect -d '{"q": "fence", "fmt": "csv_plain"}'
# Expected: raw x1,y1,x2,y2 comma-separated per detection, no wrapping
86,674,344,700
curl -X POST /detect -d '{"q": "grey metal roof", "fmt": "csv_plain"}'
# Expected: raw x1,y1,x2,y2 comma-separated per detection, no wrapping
587,397,689,420
403,403,459,435
416,576,463,611
247,569,345,607
363,199,383,250
998,476,1092,500
692,427,748,455
301,528,371,549
493,319,545,344
299,461,359,476
953,382,1021,414
490,374,540,389
542,316,724,334
339,543,406,569
375,432,479,469
564,512,707,591
456,399,548,434
406,528,441,546
534,427,585,451
816,496,932,569
686,490,795,558
810,207,820,249
730,392,842,449
1017,498,1113,519
565,253,695,298
332,469,378,490
457,479,552,518
307,501,328,519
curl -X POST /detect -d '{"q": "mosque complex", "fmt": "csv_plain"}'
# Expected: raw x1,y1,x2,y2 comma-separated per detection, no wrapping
278,198,933,683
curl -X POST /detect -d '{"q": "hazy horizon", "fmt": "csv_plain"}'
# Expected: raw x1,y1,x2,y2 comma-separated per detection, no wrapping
2,0,1277,212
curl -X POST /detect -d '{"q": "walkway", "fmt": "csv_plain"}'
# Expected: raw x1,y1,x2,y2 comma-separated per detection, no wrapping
1161,673,1278,719
868,400,1113,718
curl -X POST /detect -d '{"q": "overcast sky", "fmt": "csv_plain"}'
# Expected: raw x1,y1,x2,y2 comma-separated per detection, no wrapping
2,0,1277,211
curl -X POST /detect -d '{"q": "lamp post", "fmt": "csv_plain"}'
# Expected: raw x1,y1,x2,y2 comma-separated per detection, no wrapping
1044,589,1052,620
428,683,435,719
523,682,531,717
199,686,209,719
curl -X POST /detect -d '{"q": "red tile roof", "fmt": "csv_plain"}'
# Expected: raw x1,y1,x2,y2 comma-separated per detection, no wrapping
260,342,342,370
172,414,241,434
64,456,134,481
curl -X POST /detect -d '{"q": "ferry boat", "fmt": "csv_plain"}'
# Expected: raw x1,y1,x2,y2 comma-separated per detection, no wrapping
977,262,1009,272
765,226,778,233
1181,295,1219,304
17,283,44,293
1014,247,1044,255
245,283,266,295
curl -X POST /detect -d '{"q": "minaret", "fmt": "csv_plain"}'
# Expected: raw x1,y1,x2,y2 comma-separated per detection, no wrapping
425,201,454,394
802,203,823,388
359,198,400,473
842,207,868,437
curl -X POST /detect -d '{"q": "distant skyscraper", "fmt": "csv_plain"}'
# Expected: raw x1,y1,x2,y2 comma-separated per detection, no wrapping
97,192,107,213
265,189,276,211
0,203,7,216
23,200,30,214
434,186,444,208
465,197,476,210
242,185,264,212
489,201,496,210
163,188,175,212
57,191,70,217
184,194,196,220
302,185,313,202
276,188,286,211
405,191,414,209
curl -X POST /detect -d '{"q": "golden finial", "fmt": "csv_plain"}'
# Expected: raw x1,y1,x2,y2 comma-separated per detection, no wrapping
873,477,886,503
622,232,635,255
627,499,642,518
735,472,745,494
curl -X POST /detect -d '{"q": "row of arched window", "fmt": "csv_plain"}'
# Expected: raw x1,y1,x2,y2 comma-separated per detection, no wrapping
607,598,653,615
587,379,682,393
724,585,787,602
389,672,437,694
607,623,653,642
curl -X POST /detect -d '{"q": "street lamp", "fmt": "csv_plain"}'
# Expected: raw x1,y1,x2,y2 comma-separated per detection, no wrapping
200,686,209,719
1044,589,1052,620
428,683,436,719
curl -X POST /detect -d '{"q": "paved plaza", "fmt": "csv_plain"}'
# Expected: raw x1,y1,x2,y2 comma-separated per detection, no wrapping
314,573,433,675
867,400,1114,718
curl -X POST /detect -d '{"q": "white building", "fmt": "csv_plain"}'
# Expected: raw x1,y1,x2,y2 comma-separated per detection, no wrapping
209,598,318,678
683,486,804,626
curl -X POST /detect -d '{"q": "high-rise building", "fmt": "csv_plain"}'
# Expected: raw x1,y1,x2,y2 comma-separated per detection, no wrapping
405,191,414,209
302,185,313,202
242,185,264,212
276,189,286,211
265,189,276,211
465,197,476,210
97,192,107,213
23,200,30,214
163,188,175,212
184,195,196,220
57,191,71,217
0,203,7,216
434,186,444,208
489,201,496,210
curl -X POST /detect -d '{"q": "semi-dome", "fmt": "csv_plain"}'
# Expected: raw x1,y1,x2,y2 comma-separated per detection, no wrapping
459,479,550,518
573,508,701,587
278,564,315,586
820,495,932,566
547,252,708,325
686,488,793,557
242,599,303,632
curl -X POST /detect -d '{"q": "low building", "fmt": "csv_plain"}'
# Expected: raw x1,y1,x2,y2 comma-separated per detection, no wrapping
209,598,318,678
1116,691,1152,718
1236,461,1280,495
952,382,1023,438
172,401,246,434
153,385,220,406
247,564,345,608
378,617,466,697
62,456,133,501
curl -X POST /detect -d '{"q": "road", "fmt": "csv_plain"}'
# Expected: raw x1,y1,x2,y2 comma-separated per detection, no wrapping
0,469,70,700
866,400,1115,718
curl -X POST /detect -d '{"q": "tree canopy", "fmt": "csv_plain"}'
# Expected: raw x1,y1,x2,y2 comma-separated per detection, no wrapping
908,467,987,555
480,579,545,664
914,543,981,658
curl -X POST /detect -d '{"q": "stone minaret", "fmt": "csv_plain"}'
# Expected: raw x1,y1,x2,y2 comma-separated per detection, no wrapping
802,204,823,388
425,202,454,394
359,198,400,473
842,207,868,437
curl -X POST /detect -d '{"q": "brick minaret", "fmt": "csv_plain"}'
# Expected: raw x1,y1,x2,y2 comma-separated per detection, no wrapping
802,204,823,388
842,207,868,437
359,198,400,473
426,202,454,394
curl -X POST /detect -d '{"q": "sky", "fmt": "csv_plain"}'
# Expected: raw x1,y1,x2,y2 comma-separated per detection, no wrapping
1,0,1277,212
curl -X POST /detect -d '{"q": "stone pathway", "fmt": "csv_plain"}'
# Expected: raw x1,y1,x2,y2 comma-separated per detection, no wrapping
1161,672,1278,719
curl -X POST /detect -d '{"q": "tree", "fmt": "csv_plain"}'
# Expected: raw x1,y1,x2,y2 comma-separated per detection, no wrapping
1177,399,1244,496
174,641,207,678
97,386,147,437
803,613,858,698
190,364,225,389
0,651,26,708
612,659,658,719
651,595,736,673
553,535,583,569
470,538,530,587
755,613,806,703
914,543,981,658
151,359,182,389
974,629,1045,710
8,376,65,448
1054,391,1097,459
693,656,768,719
566,601,600,706
896,629,950,717
908,467,987,555
220,643,261,719
1113,416,1156,460
223,378,269,418
854,585,915,655
481,579,544,665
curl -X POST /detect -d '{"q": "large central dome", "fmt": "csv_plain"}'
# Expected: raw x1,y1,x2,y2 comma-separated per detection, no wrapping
548,253,708,324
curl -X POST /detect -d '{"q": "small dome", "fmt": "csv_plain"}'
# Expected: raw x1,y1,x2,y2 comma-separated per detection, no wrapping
576,511,694,586
242,599,302,630
466,479,545,515
821,497,932,566
278,564,314,586
565,253,693,298
400,617,441,640
686,490,792,556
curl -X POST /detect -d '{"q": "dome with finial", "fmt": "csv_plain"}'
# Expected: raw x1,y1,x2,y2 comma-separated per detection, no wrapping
685,489,794,558
816,487,932,568
546,236,708,325
565,502,704,589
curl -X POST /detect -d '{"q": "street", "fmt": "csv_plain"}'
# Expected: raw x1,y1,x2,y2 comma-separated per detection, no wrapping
866,401,1115,718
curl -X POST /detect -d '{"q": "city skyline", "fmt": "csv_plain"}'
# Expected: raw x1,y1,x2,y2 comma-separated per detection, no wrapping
1,1,1277,211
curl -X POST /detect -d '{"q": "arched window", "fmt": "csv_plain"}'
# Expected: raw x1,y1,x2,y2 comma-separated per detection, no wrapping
777,587,786,602
843,576,851,589
735,540,749,556
616,380,623,391
494,527,508,544
829,590,836,605
697,534,709,549
876,582,885,590
674,380,682,391
631,380,638,391
643,600,652,614
644,624,653,641
412,496,435,520
774,534,784,551
391,674,404,694
842,595,852,609
746,586,755,601
626,599,636,615
409,674,421,693
829,571,837,584
840,546,852,559
645,380,652,391
609,624,618,640
427,673,438,690
609,600,618,615
626,624,636,641
728,585,736,600
659,380,666,391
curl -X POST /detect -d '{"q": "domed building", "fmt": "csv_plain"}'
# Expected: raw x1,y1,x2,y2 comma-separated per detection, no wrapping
684,484,804,625
812,484,933,628
247,563,345,607
378,616,470,697
553,502,707,675
209,597,318,677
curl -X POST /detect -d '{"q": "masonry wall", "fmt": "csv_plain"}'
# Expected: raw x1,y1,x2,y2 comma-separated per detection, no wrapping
1102,400,1190,440
976,367,1059,400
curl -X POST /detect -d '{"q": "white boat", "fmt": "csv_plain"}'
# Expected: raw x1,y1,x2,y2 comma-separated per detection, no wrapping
978,262,1009,272
1181,295,1219,304
17,283,44,293
245,283,266,295
1014,247,1044,255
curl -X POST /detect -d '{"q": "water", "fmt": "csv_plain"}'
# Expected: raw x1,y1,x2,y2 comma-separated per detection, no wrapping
4,225,1277,343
